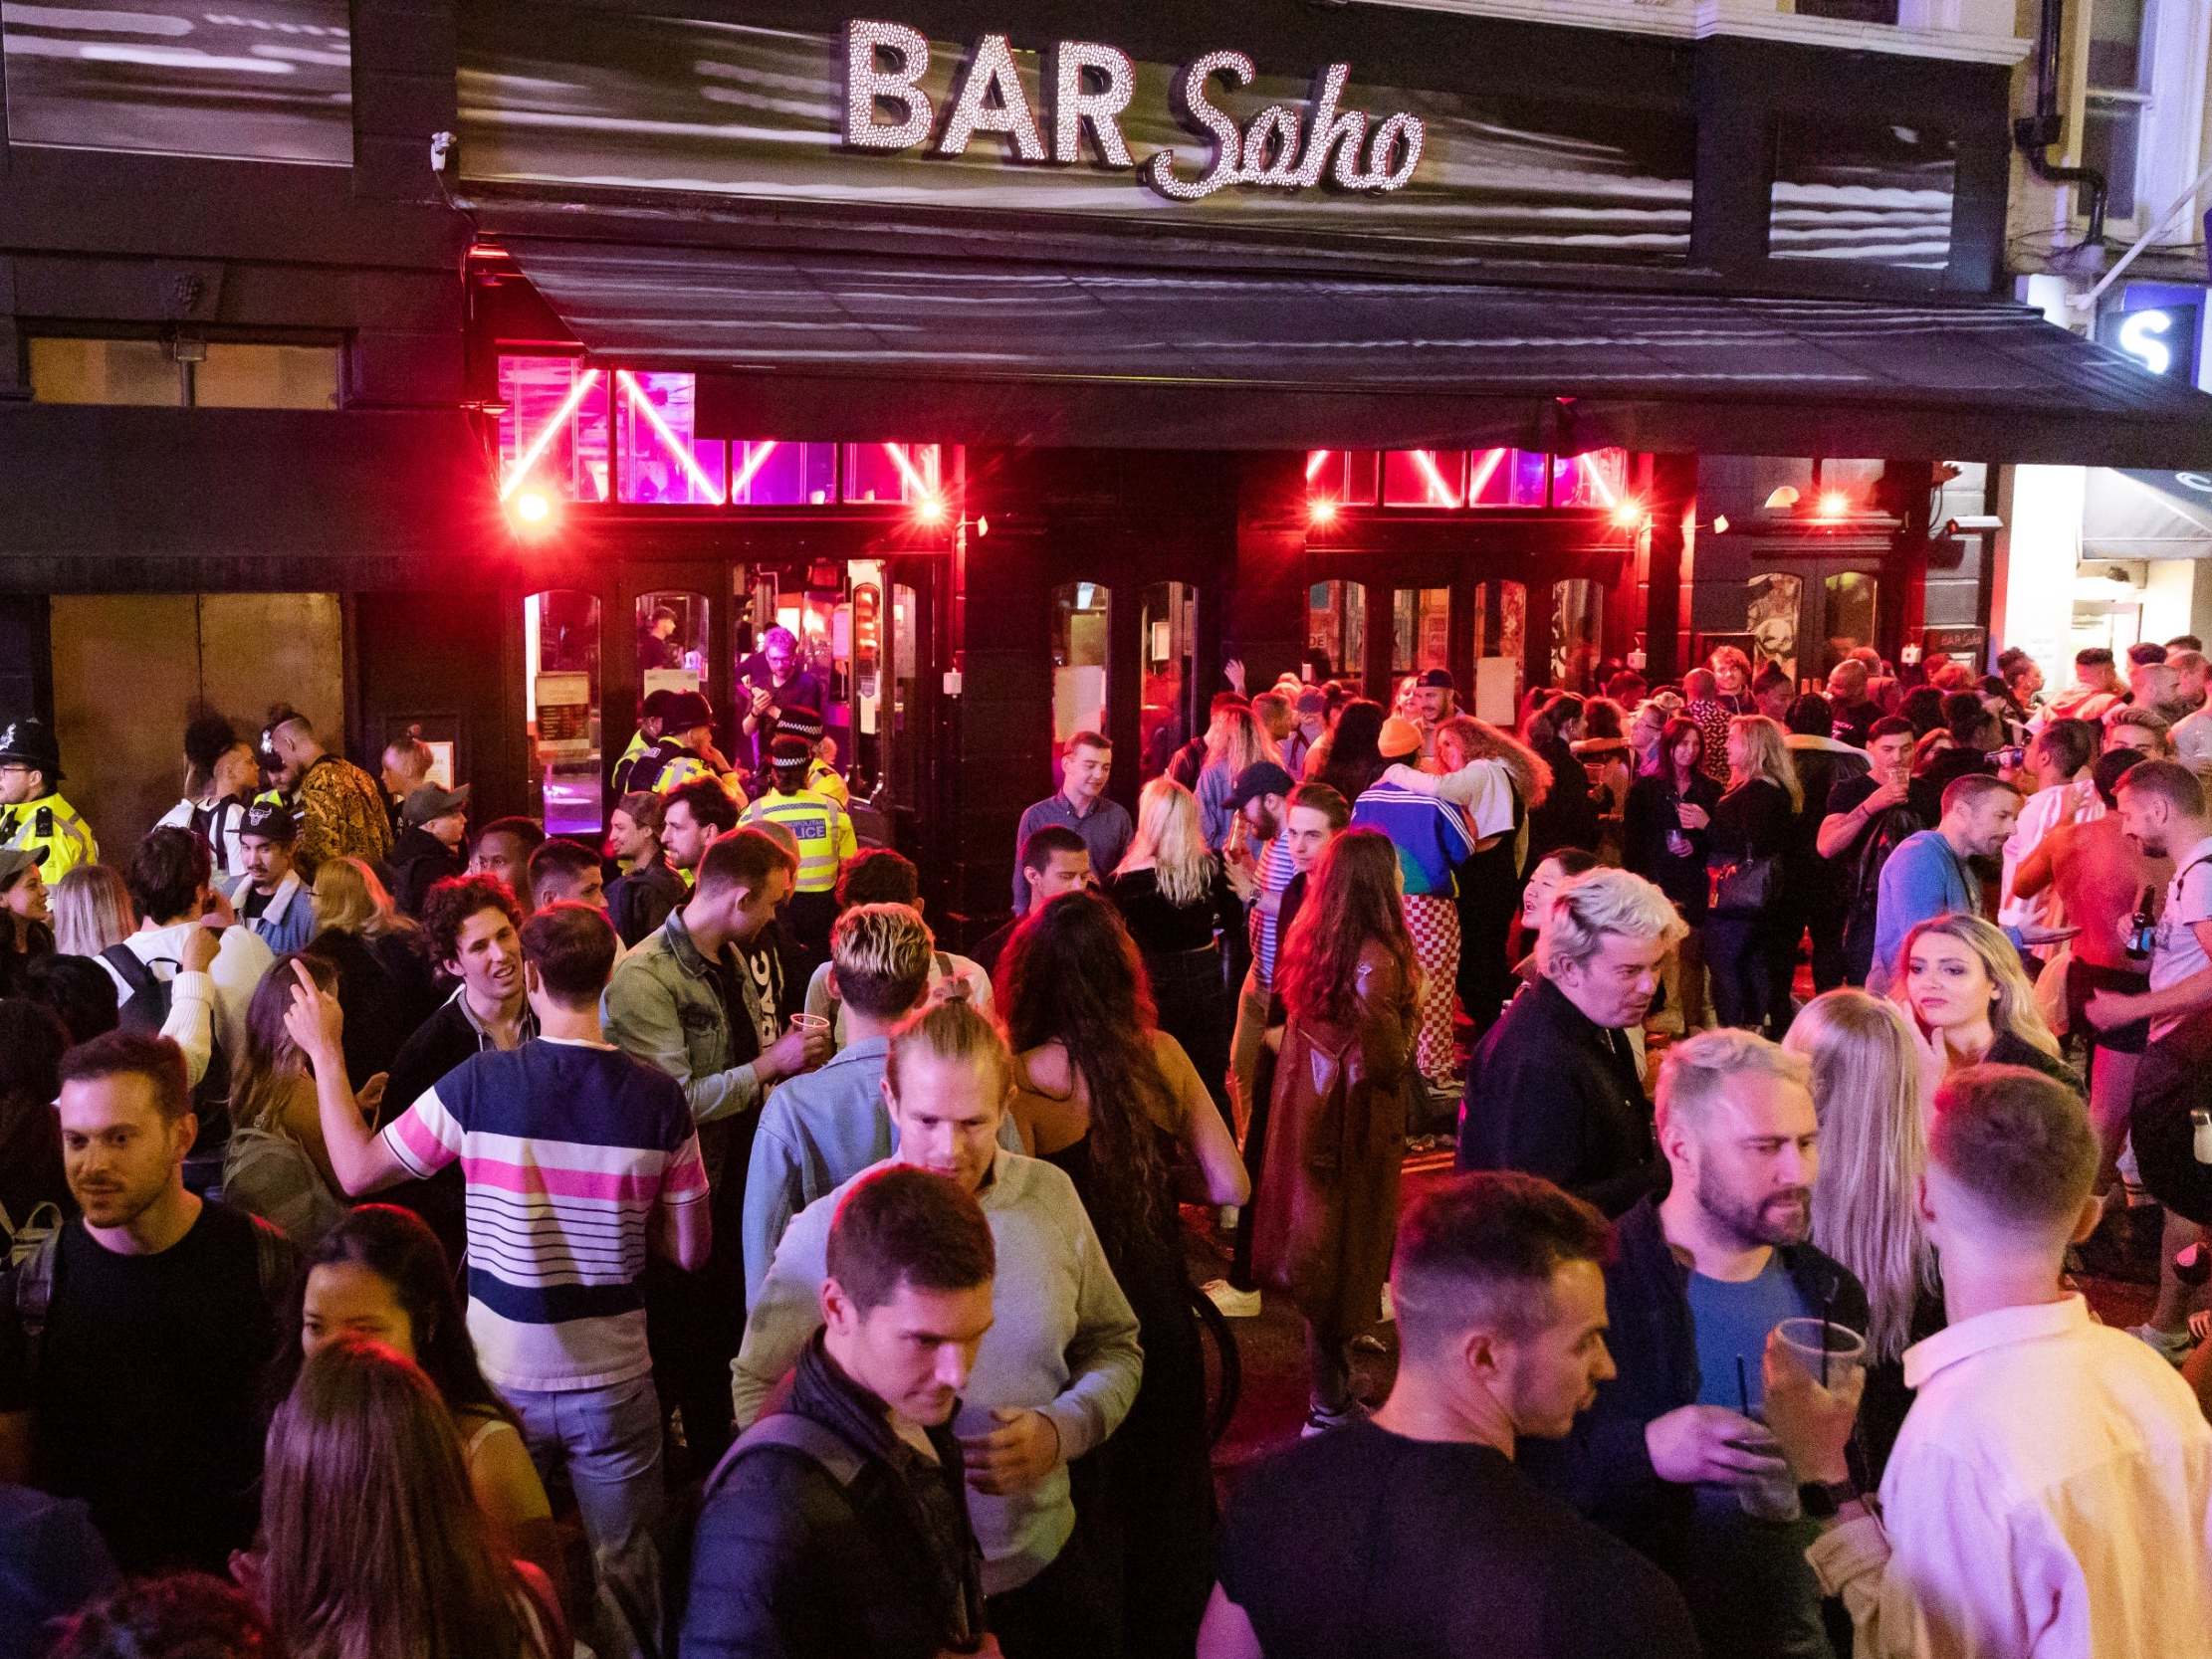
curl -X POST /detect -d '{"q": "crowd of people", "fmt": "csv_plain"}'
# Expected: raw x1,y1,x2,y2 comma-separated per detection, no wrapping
4,632,2212,1658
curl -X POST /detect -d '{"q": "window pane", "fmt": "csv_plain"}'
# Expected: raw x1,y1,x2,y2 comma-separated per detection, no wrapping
1383,449,1466,508
526,589,603,835
1307,580,1366,685
1749,573,1805,683
845,442,943,505
733,441,837,506
2087,0,2148,90
635,591,710,700
616,371,726,505
498,357,609,503
1468,449,1514,507
1824,573,1879,665
1509,449,1551,507
1139,582,1198,781
1550,580,1604,693
2081,104,2143,221
1470,580,1526,719
1050,582,1111,747
1305,449,1380,507
1554,449,1630,510
29,337,181,406
1392,587,1450,676
195,343,339,410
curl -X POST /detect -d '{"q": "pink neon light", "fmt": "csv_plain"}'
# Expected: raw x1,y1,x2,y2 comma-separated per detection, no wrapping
882,442,937,502
1411,450,1461,509
1576,453,1621,511
731,440,780,500
1304,449,1331,483
500,366,602,502
1467,448,1507,506
616,370,722,503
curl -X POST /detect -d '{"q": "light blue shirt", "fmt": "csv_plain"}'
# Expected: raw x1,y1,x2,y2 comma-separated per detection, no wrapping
1869,829,1978,995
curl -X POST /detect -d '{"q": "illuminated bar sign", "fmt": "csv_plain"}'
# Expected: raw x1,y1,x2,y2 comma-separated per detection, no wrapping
842,20,1425,200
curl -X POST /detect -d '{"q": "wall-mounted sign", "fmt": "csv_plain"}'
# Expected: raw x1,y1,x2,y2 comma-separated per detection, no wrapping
844,20,1424,201
2102,297,2202,385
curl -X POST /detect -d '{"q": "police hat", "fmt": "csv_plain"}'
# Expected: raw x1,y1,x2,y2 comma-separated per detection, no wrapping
0,718,62,782
663,692,715,731
768,735,814,776
240,801,299,844
776,706,826,743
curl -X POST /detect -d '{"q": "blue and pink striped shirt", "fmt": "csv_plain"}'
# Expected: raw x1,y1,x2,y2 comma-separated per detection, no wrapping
379,1036,709,1392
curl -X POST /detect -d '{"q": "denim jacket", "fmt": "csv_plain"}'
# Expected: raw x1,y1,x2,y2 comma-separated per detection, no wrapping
603,910,779,1134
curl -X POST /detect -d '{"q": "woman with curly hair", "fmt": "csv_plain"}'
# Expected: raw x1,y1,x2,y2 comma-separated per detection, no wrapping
999,891,1247,1659
1251,828,1417,1434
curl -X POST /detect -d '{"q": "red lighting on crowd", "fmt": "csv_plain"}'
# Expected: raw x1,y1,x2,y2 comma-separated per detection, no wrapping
1309,497,1340,527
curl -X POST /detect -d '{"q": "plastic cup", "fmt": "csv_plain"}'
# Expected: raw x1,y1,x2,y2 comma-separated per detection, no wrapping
788,1013,830,1036
1774,1317,1868,1387
1736,1443,1802,1523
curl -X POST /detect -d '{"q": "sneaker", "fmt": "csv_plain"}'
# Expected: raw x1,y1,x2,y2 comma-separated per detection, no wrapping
1202,1279,1263,1320
2129,1322,2195,1366
1300,1399,1370,1438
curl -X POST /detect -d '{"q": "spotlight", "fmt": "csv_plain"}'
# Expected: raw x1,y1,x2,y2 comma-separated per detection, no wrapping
1818,490,1851,519
512,487,553,528
1610,499,1646,530
1309,497,1340,527
916,494,948,525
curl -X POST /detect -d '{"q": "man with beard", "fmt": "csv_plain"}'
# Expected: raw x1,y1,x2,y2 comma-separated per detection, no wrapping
1518,1028,1866,1659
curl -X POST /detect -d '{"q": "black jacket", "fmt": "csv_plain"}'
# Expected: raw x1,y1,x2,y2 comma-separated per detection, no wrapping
681,1334,986,1659
1456,977,1663,1218
1518,1197,1870,1579
608,859,686,948
1623,771,1721,918
385,825,464,919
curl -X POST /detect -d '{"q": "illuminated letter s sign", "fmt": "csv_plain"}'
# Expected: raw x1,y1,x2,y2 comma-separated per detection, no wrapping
2119,310,2176,377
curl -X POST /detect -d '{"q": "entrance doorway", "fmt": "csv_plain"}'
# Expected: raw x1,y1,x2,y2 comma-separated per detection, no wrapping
49,593,344,858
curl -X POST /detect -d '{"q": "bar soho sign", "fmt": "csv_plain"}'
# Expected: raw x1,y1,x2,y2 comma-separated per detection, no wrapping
842,20,1427,201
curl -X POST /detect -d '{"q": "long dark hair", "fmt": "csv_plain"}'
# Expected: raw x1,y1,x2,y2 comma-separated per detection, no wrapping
1317,699,1389,803
1646,715,1704,784
270,1205,516,1430
1276,828,1417,1029
996,892,1176,1261
260,1337,542,1659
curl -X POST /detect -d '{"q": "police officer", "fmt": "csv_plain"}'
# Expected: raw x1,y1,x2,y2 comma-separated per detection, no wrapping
740,734,855,979
0,718,97,886
612,688,680,797
632,691,746,805
771,705,849,809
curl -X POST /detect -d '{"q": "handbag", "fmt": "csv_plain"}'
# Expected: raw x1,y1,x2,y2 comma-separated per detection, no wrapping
1709,854,1782,919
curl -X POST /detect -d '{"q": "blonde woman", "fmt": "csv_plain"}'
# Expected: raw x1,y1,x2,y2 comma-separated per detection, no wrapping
1786,988,1939,1478
1196,702,1282,851
1893,912,2076,1096
51,863,135,956
1704,715,1801,1035
1109,777,1240,1119
306,856,439,1080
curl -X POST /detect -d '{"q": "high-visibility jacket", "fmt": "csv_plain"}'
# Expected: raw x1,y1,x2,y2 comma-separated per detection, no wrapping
611,727,653,796
806,759,850,809
0,791,98,885
741,786,855,894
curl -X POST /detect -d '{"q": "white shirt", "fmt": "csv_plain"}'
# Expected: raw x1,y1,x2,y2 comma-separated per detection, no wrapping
2149,834,2212,1042
1809,1296,2212,1658
2174,708,2212,778
99,921,275,1081
1998,776,2102,937
801,949,995,1049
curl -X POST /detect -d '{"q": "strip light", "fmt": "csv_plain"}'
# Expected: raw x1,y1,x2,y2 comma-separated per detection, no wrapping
1467,448,1507,506
882,441,941,506
617,370,723,502
1411,449,1461,509
1577,452,1621,511
731,440,781,501
1304,449,1331,483
499,366,601,502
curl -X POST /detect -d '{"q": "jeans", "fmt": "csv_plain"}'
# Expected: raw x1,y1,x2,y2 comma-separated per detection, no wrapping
1228,963,1270,1140
1706,915,1779,1036
509,1372,666,1659
988,1504,1121,1659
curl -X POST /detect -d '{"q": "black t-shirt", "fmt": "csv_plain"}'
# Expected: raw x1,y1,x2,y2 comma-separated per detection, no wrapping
0,1200,281,1572
1217,1422,1698,1659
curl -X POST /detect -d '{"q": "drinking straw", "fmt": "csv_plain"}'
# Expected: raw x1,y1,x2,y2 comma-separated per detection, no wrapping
1735,1352,1750,1415
1821,1285,1837,1386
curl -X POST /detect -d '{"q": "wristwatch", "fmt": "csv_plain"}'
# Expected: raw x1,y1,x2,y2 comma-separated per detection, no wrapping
1799,1476,1861,1520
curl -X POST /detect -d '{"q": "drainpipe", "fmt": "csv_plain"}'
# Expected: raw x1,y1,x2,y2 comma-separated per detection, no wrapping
2013,0,2108,253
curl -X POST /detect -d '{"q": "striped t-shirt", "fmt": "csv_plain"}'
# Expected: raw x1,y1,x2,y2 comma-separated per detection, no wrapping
379,1036,709,1392
1250,834,1299,988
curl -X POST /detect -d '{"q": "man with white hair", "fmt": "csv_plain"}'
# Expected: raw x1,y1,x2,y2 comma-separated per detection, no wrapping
1456,868,1684,1217
1518,1027,1866,1659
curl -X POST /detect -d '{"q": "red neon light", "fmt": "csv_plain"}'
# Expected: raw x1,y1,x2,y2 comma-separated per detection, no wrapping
1304,449,1331,483
731,440,780,500
1411,450,1461,509
616,370,722,502
500,366,602,502
1467,448,1507,507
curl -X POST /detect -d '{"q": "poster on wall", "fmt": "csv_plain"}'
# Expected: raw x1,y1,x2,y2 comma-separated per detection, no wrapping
1,0,353,164
535,673,594,757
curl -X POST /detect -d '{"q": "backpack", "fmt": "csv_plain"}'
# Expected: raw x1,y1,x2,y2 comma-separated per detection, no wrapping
103,942,233,1176
3,1208,295,1378
1847,805,1924,927
0,1200,62,1270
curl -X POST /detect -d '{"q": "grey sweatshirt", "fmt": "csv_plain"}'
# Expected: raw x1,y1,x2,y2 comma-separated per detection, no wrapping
731,1147,1145,1595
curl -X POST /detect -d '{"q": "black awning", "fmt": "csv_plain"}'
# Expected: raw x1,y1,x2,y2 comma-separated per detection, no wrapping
2084,468,2212,559
498,236,2212,466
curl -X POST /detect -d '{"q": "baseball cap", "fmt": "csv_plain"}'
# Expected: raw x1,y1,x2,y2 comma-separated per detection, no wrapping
402,782,471,828
1378,716,1424,759
1225,760,1296,811
0,846,37,886
240,801,298,843
1417,669,1455,692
